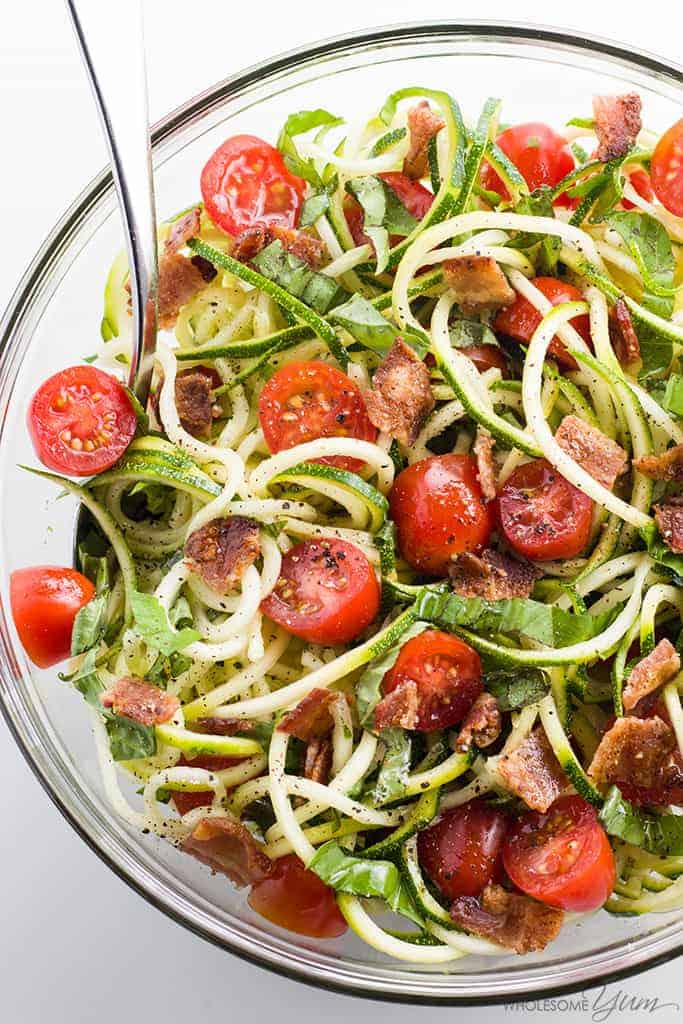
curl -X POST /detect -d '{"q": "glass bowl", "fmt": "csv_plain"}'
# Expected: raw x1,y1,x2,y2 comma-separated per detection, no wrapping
1,21,681,1004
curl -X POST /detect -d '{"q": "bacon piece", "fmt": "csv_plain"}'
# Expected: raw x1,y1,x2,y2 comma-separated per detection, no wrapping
100,676,179,727
303,737,333,785
403,101,445,180
449,550,540,601
592,93,642,162
634,445,683,482
231,225,325,269
497,727,567,812
473,427,497,501
609,298,641,367
623,639,681,712
450,883,564,955
195,717,256,735
374,678,419,732
443,256,515,317
175,366,222,439
182,816,273,888
555,415,628,490
157,255,215,329
655,500,683,554
364,337,435,446
185,516,261,594
454,693,502,753
588,716,677,789
165,207,202,254
278,688,338,742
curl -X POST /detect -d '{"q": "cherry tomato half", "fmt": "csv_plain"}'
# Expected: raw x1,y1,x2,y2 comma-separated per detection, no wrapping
493,277,591,370
260,539,380,645
28,365,137,477
258,360,376,473
344,171,433,247
622,168,655,210
497,458,593,562
201,134,307,236
462,344,509,376
481,123,575,201
651,119,683,216
389,454,494,577
382,629,482,732
248,854,347,938
10,566,95,668
418,800,508,898
503,796,616,912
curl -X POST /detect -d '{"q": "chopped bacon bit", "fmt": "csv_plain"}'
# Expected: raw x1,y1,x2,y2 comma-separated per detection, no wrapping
185,516,261,594
100,676,179,727
654,499,683,554
498,727,568,812
634,445,683,482
165,207,202,254
623,639,681,712
555,415,628,490
443,256,515,317
403,101,445,180
158,254,216,330
449,549,541,601
374,677,420,731
473,427,497,502
450,882,564,955
609,298,641,367
182,816,273,888
454,692,502,753
303,737,333,785
364,337,435,446
231,225,325,269
196,717,256,735
592,93,642,162
278,688,338,742
588,716,677,789
175,367,222,439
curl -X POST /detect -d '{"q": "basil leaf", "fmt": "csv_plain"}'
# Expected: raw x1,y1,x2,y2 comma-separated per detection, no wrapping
511,187,561,273
449,319,498,349
356,623,428,728
413,590,619,648
128,481,174,518
72,649,105,707
634,317,674,380
299,191,330,228
607,212,676,317
372,728,411,806
277,109,343,186
71,593,109,657
309,841,422,925
329,293,428,357
130,591,200,655
662,373,683,417
106,714,157,761
599,786,683,855
252,240,348,315
345,176,417,274
485,668,549,711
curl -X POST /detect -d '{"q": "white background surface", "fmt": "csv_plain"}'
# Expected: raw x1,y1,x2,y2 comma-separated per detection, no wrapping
1,2,682,1021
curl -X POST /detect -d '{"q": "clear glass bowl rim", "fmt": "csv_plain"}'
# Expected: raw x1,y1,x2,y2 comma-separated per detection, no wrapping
1,18,682,1004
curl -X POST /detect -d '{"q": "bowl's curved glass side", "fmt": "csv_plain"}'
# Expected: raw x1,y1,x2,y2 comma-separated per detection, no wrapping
0,23,682,1002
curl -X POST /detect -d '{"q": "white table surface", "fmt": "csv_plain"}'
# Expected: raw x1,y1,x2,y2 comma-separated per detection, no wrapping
1,2,682,1021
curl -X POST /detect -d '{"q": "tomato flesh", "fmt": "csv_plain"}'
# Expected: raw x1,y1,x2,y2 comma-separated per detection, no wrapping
248,854,347,938
344,171,433,247
389,454,493,577
622,168,655,210
382,629,482,732
201,134,307,236
172,754,242,816
461,344,509,376
10,566,95,668
481,123,575,201
651,119,683,216
493,277,591,369
260,539,380,645
418,800,508,898
503,796,616,912
28,365,137,476
497,458,593,561
258,360,376,473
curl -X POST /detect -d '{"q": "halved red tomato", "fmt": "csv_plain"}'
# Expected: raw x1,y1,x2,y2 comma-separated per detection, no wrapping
462,344,509,376
418,800,508,898
201,134,307,236
260,539,380,645
389,454,494,577
28,365,137,476
10,566,95,668
503,796,616,912
481,123,575,202
382,629,482,732
493,277,591,369
258,360,376,473
344,171,433,247
622,168,655,210
248,854,347,938
650,119,683,216
497,458,593,561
